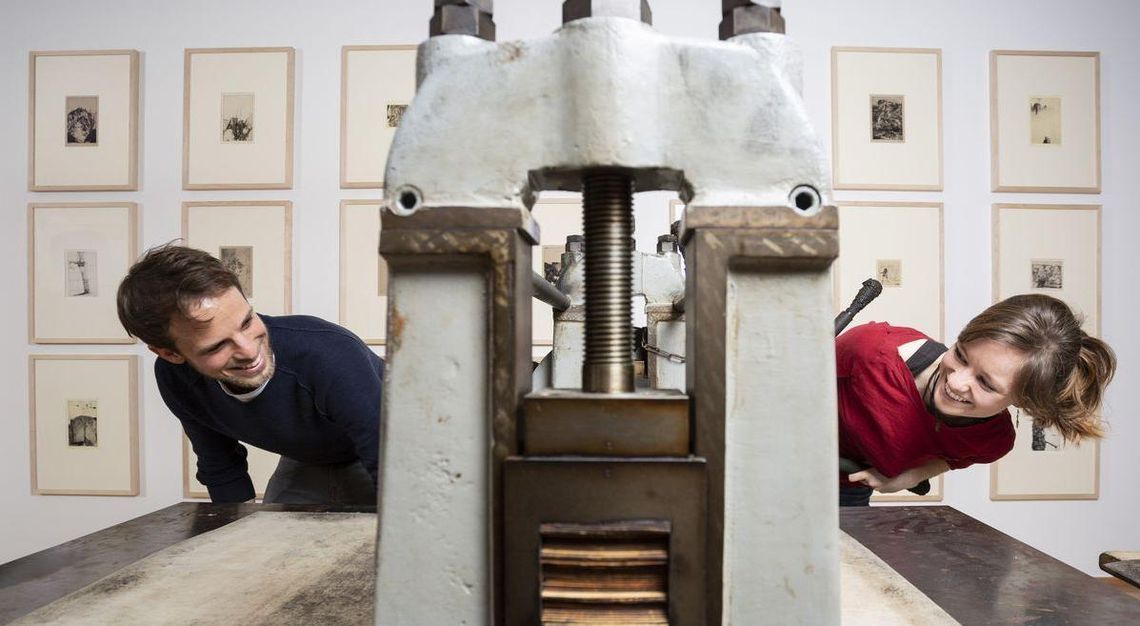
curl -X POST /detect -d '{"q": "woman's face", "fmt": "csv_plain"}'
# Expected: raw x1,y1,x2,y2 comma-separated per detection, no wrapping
934,339,1026,418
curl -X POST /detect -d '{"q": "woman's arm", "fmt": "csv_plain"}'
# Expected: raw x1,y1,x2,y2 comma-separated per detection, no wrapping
848,458,949,493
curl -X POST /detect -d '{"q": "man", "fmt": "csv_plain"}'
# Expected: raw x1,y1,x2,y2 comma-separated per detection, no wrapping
117,243,383,504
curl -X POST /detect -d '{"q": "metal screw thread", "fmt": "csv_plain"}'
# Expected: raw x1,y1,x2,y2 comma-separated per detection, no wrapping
582,171,635,393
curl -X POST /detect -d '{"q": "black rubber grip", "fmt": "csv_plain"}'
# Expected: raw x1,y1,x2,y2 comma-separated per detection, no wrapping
834,278,883,335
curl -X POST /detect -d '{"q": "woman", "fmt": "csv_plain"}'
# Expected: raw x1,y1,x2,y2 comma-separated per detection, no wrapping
837,294,1116,506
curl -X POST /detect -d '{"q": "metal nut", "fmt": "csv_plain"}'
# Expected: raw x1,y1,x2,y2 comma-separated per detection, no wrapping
563,0,652,25
430,1,496,40
719,4,784,39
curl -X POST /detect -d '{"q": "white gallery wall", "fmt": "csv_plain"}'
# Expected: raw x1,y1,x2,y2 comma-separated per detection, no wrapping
0,0,1136,577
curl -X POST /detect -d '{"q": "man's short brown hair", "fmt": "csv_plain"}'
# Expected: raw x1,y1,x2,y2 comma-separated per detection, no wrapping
117,243,243,350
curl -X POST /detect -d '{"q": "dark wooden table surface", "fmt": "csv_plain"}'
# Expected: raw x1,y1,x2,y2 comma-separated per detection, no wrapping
1,503,1136,624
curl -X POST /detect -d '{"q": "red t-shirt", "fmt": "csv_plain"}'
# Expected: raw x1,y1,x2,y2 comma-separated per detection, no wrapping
837,322,1015,485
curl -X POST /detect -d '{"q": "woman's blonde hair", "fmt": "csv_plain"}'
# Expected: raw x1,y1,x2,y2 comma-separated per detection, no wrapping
958,294,1115,442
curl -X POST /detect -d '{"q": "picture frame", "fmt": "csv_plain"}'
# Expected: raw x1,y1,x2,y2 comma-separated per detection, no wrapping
182,201,293,315
872,475,944,504
183,435,280,500
669,199,685,225
340,200,387,344
30,355,139,496
183,47,295,190
341,45,418,189
835,202,944,342
28,50,139,191
991,203,1101,500
29,202,138,344
831,47,943,191
990,51,1101,193
531,196,583,346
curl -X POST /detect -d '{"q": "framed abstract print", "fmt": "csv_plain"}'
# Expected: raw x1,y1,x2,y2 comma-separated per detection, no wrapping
341,45,417,188
30,355,139,496
29,202,137,343
990,51,1100,193
991,204,1101,500
29,50,139,191
182,201,293,316
832,47,943,191
183,47,295,189
340,200,387,344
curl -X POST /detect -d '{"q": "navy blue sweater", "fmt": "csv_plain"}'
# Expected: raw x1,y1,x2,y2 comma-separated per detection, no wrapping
156,315,383,502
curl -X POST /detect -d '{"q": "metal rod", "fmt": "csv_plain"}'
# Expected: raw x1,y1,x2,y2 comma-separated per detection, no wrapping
531,271,571,312
581,170,635,393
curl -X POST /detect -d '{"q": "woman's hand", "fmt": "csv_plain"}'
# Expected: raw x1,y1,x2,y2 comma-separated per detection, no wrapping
848,459,950,493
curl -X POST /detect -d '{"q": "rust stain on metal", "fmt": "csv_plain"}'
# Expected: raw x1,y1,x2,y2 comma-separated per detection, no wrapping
389,306,407,345
499,42,524,63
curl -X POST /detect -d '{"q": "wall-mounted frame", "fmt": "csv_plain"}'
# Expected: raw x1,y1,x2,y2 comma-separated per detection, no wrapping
531,196,583,346
28,50,139,191
831,47,943,191
872,475,944,504
340,200,387,344
341,45,417,189
183,435,279,500
29,202,138,344
183,47,295,190
991,203,1101,500
182,201,293,315
669,199,685,225
30,355,139,496
835,202,944,342
990,51,1101,193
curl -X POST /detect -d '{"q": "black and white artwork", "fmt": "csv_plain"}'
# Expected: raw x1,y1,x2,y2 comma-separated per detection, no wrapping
65,96,98,146
220,246,254,296
1030,423,1062,452
1029,96,1062,145
65,249,98,297
542,245,564,284
67,399,98,447
870,94,904,142
386,103,408,128
1031,259,1063,289
221,93,255,142
875,259,902,287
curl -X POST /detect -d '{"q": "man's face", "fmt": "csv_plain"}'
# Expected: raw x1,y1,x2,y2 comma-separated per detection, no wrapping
149,287,275,391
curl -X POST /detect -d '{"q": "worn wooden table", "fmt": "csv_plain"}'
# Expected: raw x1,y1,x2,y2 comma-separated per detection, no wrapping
1,503,1137,624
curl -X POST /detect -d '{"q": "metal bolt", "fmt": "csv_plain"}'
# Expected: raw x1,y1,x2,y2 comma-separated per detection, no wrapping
581,170,635,393
430,0,496,40
657,234,678,254
565,234,586,254
719,1,784,39
563,0,652,25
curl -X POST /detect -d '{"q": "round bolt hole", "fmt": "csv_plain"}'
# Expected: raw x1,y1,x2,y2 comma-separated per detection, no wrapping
390,186,423,216
789,185,822,215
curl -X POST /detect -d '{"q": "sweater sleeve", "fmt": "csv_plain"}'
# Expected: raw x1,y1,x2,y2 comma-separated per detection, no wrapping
155,362,256,503
308,334,383,485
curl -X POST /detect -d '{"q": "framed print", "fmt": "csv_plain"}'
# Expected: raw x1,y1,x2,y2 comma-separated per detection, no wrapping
183,435,279,500
183,47,295,189
831,47,943,190
182,201,293,315
531,196,583,346
340,200,387,344
29,203,138,343
29,50,139,191
991,204,1101,499
30,355,139,496
990,51,1100,193
341,45,417,188
835,202,944,341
